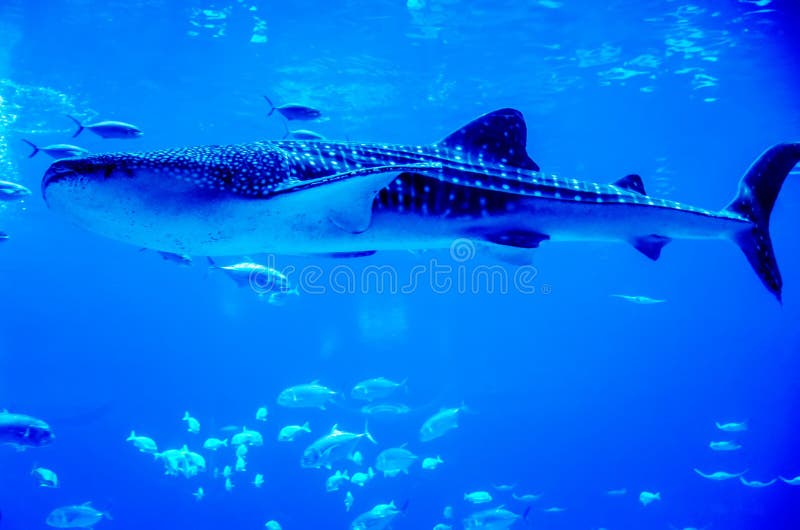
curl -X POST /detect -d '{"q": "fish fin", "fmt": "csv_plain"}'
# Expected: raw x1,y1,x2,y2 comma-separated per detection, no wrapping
631,234,672,260
481,244,538,266
438,108,539,171
322,251,377,258
725,143,800,302
284,163,441,234
263,96,276,117
66,115,84,138
364,421,377,444
478,230,550,250
21,139,39,158
612,174,646,195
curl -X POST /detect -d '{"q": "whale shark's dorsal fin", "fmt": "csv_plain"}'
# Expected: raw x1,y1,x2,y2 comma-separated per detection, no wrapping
613,174,646,195
437,108,539,171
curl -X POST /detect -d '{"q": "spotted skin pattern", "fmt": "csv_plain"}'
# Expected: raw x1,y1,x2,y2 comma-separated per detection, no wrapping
41,109,799,300
52,139,745,224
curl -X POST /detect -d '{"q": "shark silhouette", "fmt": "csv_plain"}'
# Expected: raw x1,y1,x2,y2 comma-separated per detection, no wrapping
41,109,799,300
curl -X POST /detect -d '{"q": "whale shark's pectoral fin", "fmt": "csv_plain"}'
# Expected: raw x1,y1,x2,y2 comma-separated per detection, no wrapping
463,229,548,265
480,244,537,266
323,251,377,258
482,230,550,249
631,234,672,260
313,163,442,234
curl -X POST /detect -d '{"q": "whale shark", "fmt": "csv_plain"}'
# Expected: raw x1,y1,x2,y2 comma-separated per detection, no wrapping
40,109,799,300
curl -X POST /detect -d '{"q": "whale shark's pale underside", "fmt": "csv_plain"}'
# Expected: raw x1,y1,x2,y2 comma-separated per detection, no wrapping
41,109,799,300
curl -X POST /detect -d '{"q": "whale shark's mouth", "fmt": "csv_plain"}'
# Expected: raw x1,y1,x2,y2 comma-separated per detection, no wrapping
42,162,79,189
41,158,121,202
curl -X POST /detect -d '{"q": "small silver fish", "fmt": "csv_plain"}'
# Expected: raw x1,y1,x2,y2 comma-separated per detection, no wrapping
46,502,110,528
0,231,8,242
463,491,492,504
302,423,376,469
740,476,776,488
375,446,418,477
715,421,747,432
610,294,666,304
512,492,542,503
32,467,59,488
351,377,407,401
709,440,741,451
67,115,143,139
264,96,322,121
208,258,297,303
420,404,469,442
22,140,88,159
277,382,339,410
285,128,326,141
281,119,326,140
0,411,55,448
344,490,354,512
694,468,746,481
0,180,32,201
360,403,410,417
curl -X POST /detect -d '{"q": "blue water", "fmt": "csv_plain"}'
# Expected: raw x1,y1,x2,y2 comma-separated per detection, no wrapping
1,1,799,529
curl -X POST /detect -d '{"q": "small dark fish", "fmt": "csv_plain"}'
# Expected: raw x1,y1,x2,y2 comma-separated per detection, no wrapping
0,231,8,242
21,140,87,159
139,248,193,267
264,95,322,121
157,251,192,267
0,180,32,201
67,115,143,139
0,411,55,449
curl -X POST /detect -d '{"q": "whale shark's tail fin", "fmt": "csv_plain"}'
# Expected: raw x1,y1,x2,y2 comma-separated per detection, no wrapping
725,143,800,302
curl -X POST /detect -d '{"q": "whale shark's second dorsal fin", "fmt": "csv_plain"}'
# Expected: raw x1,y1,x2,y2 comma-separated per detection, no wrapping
613,174,646,195
437,108,539,171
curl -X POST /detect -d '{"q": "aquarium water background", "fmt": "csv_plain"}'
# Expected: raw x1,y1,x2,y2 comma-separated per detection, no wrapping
1,0,800,529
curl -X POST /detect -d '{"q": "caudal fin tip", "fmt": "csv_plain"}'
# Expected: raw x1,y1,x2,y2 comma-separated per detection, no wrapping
728,143,800,302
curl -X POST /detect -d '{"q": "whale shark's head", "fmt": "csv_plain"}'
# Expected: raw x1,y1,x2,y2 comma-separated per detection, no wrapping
41,145,294,253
